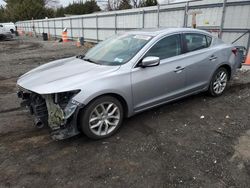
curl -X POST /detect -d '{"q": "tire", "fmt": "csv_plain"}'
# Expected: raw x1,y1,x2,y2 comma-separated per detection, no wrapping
208,67,229,97
79,96,124,139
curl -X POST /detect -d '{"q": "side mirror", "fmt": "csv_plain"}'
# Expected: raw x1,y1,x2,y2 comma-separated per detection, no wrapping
141,56,160,68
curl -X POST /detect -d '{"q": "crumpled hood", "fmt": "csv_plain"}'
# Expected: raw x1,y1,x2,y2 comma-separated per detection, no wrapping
17,57,120,94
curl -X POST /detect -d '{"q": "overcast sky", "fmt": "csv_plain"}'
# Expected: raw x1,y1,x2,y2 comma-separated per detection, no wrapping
0,0,5,6
59,0,78,6
0,0,78,6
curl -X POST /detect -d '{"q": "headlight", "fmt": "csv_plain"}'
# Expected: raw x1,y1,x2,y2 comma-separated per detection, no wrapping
54,90,81,119
64,99,81,119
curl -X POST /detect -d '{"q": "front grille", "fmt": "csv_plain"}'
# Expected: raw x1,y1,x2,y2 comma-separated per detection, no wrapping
29,94,48,125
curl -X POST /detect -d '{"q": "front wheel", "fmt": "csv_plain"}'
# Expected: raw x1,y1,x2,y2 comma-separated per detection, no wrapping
79,96,124,139
208,67,229,97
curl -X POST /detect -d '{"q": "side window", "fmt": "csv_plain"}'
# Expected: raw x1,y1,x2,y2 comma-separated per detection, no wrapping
184,33,208,52
145,34,181,60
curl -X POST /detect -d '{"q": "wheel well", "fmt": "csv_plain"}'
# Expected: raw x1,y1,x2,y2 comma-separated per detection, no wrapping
76,93,129,132
81,93,129,117
219,64,231,80
102,93,129,117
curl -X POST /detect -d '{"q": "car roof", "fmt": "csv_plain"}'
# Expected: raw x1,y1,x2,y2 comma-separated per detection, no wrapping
126,28,211,37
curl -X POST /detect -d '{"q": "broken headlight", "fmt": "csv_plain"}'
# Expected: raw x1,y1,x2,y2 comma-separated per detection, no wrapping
54,90,81,119
64,99,81,119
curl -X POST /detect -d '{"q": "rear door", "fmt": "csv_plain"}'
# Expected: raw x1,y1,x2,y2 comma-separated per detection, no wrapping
181,33,217,92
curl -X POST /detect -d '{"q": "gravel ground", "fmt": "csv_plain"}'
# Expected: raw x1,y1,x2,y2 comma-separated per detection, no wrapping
0,37,250,188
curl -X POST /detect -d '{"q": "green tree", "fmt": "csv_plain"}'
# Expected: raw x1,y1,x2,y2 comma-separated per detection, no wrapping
0,6,7,22
131,0,158,7
46,7,55,18
56,0,100,17
84,0,101,13
3,0,53,21
55,6,65,17
141,0,158,7
119,0,132,10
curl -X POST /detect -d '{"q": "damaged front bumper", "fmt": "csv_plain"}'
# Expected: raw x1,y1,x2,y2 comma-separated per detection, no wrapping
17,88,82,140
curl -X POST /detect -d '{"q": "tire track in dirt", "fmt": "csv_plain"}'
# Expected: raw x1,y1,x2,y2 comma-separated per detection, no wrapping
228,82,250,93
0,107,22,114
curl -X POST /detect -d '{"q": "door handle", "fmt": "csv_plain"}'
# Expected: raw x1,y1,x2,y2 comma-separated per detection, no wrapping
209,55,217,61
174,66,185,73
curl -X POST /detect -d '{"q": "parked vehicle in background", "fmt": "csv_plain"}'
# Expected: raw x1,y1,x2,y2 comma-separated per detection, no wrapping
0,24,13,40
0,22,16,34
17,28,243,140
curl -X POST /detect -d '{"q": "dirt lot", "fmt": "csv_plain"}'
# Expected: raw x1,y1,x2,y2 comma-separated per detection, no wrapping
0,37,250,188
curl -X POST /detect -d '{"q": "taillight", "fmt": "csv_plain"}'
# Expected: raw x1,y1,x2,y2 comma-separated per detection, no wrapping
232,48,237,56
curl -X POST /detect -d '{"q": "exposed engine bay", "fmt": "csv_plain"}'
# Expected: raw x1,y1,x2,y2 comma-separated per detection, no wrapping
17,88,82,140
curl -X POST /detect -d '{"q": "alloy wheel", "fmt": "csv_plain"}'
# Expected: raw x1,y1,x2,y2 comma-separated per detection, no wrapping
213,70,228,94
89,102,121,136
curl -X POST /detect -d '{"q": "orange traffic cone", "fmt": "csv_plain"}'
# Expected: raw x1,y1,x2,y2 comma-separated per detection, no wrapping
62,31,68,42
244,49,250,65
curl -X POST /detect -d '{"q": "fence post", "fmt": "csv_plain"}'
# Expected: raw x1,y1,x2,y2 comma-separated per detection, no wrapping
157,4,160,28
183,1,189,27
47,20,50,38
115,13,117,34
96,15,99,42
70,18,73,40
38,21,40,35
42,20,44,33
24,22,26,32
219,0,227,39
142,10,145,28
247,32,250,53
61,19,64,32
82,17,84,38
54,19,56,39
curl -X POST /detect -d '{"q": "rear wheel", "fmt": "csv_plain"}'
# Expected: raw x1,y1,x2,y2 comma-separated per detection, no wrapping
79,96,124,139
208,67,229,96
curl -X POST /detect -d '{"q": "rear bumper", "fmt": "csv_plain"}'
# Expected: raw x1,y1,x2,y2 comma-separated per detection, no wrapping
235,46,247,68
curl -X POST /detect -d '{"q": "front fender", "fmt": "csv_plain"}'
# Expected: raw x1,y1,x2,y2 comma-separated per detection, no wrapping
72,73,134,117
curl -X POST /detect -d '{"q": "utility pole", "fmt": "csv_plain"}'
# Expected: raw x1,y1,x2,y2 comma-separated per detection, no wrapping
219,0,227,38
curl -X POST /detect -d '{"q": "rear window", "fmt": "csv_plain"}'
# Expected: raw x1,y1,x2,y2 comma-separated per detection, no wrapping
183,33,211,52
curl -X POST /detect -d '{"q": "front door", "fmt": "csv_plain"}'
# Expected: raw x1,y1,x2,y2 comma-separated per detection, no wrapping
131,34,187,112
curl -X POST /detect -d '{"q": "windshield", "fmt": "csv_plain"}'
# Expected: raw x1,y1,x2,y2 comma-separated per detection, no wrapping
83,34,152,65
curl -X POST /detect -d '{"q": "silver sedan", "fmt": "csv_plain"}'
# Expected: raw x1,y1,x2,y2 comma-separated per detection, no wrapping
17,28,241,140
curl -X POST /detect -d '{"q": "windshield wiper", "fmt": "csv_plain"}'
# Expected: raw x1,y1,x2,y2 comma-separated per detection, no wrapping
76,55,99,64
76,54,85,59
83,58,99,64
